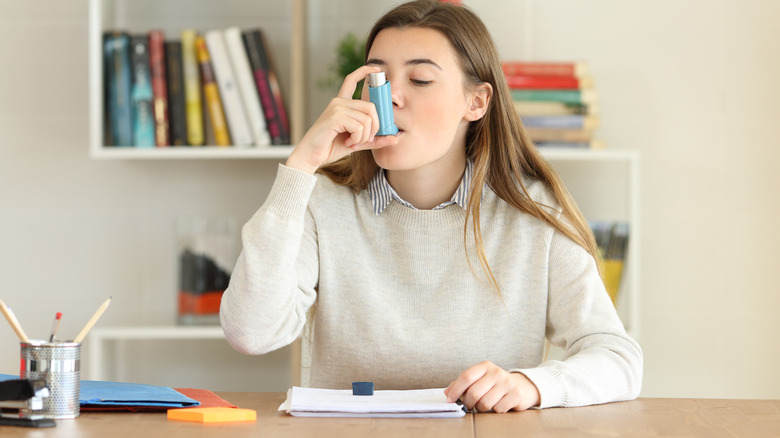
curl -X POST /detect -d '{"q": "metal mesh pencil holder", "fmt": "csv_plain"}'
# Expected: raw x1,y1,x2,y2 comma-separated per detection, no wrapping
20,340,81,419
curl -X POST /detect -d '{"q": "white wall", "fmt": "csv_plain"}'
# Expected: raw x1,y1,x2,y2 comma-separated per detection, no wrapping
1,0,778,399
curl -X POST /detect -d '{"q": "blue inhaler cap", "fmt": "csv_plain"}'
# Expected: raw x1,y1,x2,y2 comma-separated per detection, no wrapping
368,72,399,136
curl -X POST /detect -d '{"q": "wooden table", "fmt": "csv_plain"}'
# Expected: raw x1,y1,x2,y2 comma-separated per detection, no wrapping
474,398,780,437
2,393,778,437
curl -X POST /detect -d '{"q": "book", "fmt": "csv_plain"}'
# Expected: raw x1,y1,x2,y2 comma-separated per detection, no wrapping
259,30,291,144
165,41,187,146
195,35,231,146
590,221,630,305
507,61,603,149
521,114,599,131
279,387,466,418
242,29,290,145
102,44,111,148
148,30,170,146
79,379,199,409
0,374,208,412
204,29,254,147
513,100,595,116
604,222,629,305
525,127,593,143
173,388,237,409
505,74,594,90
103,32,133,147
510,89,598,105
223,26,272,147
129,35,155,148
502,61,589,77
78,387,236,413
535,139,606,150
181,29,204,146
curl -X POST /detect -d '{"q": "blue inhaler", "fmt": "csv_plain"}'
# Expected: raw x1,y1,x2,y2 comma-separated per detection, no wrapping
368,72,399,136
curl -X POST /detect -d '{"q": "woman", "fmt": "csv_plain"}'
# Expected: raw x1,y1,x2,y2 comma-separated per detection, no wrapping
221,0,642,412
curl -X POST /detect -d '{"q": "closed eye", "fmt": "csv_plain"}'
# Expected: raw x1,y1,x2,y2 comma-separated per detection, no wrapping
411,79,432,86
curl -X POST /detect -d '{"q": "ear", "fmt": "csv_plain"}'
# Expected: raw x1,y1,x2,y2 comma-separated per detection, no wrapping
465,82,492,122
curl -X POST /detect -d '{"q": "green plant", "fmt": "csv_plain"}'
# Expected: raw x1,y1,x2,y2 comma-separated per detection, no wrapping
318,33,367,99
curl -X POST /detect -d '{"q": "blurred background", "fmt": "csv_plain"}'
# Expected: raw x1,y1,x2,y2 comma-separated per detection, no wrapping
0,0,778,399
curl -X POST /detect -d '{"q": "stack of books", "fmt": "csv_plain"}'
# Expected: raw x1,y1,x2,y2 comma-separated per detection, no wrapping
502,61,602,149
102,27,290,148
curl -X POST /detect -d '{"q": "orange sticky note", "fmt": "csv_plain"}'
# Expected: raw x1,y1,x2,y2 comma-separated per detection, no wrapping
167,407,257,423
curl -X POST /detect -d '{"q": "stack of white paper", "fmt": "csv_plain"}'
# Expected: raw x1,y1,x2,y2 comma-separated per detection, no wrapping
278,386,466,418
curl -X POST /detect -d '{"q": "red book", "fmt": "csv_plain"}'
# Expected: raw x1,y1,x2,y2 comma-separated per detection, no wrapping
259,31,290,143
174,388,237,409
505,75,592,90
502,61,588,77
148,30,170,146
241,29,290,145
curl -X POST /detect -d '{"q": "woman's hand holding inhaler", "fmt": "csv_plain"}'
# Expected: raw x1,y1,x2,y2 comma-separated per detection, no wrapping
286,65,398,175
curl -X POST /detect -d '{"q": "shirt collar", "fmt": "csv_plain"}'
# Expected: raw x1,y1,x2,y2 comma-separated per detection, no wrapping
368,160,473,215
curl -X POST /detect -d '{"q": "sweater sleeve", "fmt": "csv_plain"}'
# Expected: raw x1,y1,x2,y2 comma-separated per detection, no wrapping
513,229,643,408
220,164,320,355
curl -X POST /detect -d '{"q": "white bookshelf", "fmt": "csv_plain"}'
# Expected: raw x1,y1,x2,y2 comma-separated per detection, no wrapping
543,149,641,340
88,0,307,158
86,326,225,381
85,325,293,391
90,145,295,160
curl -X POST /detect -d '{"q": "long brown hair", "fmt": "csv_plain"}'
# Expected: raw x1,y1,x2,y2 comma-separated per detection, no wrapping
318,0,602,292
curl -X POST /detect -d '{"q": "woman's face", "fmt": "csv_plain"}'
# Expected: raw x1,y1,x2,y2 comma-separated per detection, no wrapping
364,27,476,173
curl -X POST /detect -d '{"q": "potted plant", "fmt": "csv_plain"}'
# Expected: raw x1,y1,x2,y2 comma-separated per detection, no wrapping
318,32,366,99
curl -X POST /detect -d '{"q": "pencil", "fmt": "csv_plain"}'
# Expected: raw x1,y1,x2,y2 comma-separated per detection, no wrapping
0,299,30,343
74,297,112,343
49,312,63,342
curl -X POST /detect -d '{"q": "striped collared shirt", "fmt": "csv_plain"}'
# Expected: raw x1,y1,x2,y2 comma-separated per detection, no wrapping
368,160,474,215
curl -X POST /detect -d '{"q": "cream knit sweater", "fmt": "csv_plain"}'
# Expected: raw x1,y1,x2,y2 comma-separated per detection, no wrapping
220,164,643,408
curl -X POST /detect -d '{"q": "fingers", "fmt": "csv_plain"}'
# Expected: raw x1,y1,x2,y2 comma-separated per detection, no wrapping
445,362,540,413
332,100,375,147
324,65,385,146
338,65,382,100
445,361,490,404
289,65,386,172
477,383,522,413
315,97,377,147
491,392,520,414
349,132,398,151
465,378,499,412
337,65,383,146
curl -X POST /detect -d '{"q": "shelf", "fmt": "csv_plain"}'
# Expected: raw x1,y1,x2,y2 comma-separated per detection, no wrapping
90,325,224,340
91,145,295,160
88,0,306,157
86,326,226,381
539,148,639,162
88,146,633,161
543,151,641,340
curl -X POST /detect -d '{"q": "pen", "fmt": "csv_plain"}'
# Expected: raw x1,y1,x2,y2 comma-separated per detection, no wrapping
0,299,30,343
74,297,112,343
49,312,63,342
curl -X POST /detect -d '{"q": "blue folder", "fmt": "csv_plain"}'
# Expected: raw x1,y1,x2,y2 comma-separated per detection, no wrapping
0,374,199,408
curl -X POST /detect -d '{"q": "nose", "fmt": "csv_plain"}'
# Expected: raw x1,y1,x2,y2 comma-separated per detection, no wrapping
389,77,403,108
